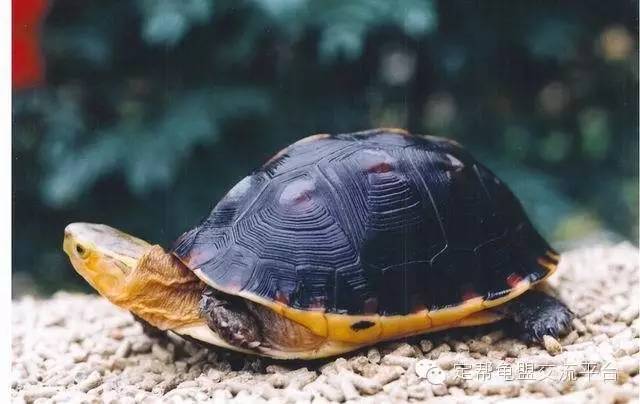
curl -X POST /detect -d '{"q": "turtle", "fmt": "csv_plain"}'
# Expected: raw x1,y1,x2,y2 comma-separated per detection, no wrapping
63,128,573,360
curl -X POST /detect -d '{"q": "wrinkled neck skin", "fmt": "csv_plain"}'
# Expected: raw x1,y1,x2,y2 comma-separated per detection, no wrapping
117,245,206,330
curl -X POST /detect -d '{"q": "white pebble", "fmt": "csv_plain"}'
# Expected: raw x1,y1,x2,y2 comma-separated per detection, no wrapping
381,354,416,369
115,340,131,358
419,340,433,353
618,306,639,324
543,335,563,355
22,387,57,403
76,370,102,393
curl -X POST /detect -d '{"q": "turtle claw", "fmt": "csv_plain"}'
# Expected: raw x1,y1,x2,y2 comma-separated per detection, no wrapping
505,290,574,344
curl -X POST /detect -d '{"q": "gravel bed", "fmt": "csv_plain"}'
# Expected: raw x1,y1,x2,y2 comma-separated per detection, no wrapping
11,243,640,403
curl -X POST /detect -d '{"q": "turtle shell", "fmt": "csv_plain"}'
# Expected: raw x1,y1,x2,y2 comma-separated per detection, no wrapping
172,129,558,342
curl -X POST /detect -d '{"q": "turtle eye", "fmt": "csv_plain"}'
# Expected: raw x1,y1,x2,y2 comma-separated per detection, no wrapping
75,243,89,259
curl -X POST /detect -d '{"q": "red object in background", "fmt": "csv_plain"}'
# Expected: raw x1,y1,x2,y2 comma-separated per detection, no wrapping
13,0,49,90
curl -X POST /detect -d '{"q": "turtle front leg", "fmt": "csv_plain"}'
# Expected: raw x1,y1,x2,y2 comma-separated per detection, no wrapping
199,289,262,349
501,290,574,343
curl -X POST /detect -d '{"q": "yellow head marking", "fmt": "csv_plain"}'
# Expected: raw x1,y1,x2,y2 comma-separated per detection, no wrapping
63,223,151,302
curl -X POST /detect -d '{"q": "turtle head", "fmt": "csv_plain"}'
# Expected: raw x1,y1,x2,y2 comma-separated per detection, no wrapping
63,223,152,301
64,222,205,330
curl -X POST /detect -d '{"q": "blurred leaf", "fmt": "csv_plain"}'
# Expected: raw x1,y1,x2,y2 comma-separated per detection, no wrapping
553,211,603,242
526,15,580,61
539,131,571,163
579,108,611,161
252,0,437,61
138,0,214,45
45,27,112,66
502,125,532,161
39,88,270,206
475,153,577,242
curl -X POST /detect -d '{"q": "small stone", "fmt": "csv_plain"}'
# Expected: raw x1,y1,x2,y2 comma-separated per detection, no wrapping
22,386,57,403
391,343,415,357
367,348,381,364
372,365,404,385
419,339,433,353
528,381,560,397
448,386,466,396
341,370,382,394
348,355,369,372
406,383,429,400
481,330,504,344
619,306,639,324
450,340,469,352
617,357,640,376
435,352,460,370
381,354,416,369
562,330,579,345
543,335,563,355
487,350,507,360
108,329,124,340
572,318,588,333
115,340,131,358
151,344,173,364
506,341,527,357
76,370,102,393
131,340,152,354
328,374,359,401
478,381,519,397
428,343,451,359
467,339,490,355
431,383,448,396
616,339,639,356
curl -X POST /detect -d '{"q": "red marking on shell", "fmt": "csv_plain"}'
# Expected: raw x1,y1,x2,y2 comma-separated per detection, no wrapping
357,149,395,174
411,303,427,313
367,161,393,174
275,291,289,305
279,178,315,206
506,273,523,289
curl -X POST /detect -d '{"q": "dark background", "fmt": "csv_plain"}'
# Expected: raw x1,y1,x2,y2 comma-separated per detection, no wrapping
12,0,639,295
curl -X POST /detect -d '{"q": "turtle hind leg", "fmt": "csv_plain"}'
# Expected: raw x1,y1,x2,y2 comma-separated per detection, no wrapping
199,289,263,350
245,301,326,352
501,290,573,343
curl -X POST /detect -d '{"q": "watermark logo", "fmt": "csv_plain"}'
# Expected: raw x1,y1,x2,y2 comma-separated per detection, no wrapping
416,360,621,384
415,359,446,385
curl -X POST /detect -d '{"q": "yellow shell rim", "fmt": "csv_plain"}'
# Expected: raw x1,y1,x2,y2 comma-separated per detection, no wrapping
190,250,560,345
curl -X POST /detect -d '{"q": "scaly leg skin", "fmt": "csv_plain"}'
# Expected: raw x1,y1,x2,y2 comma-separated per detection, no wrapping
199,289,262,349
502,290,574,343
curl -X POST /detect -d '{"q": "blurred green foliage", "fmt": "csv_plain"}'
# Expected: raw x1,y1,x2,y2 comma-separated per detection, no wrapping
12,0,638,294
